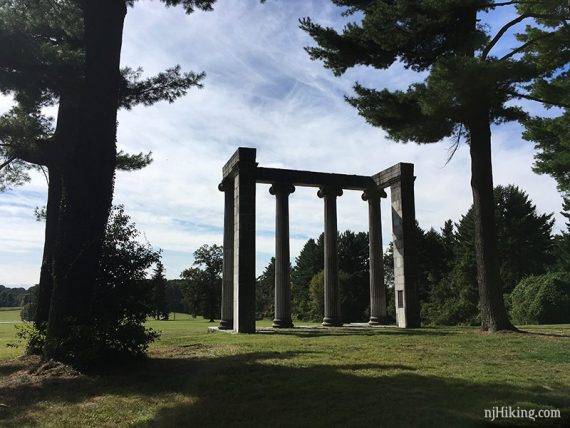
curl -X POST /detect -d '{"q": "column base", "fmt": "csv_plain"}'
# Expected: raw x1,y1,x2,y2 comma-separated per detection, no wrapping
272,319,294,328
218,319,233,330
322,317,343,327
368,316,388,326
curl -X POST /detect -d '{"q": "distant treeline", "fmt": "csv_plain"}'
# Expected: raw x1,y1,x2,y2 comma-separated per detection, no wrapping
0,284,28,307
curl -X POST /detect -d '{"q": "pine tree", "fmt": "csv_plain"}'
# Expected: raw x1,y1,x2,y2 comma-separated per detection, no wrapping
301,0,569,331
151,261,169,320
425,185,554,324
256,258,275,319
291,237,323,319
0,0,216,359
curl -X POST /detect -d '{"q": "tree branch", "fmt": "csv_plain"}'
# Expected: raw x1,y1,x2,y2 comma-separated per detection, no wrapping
481,14,529,60
508,90,570,109
498,31,555,61
9,139,54,167
0,156,15,171
482,13,567,60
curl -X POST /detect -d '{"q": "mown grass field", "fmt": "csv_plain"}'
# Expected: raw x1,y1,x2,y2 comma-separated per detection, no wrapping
0,308,568,427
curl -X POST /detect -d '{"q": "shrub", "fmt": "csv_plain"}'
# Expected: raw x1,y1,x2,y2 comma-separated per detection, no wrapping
23,206,162,369
510,272,570,325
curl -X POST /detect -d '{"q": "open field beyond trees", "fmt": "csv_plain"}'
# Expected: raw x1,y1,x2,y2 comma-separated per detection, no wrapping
0,309,568,427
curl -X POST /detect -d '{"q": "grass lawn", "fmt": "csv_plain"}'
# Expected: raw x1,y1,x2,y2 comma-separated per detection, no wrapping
0,312,568,427
0,309,22,361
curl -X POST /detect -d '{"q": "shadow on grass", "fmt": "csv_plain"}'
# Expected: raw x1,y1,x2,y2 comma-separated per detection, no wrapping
1,349,568,428
0,358,28,378
516,330,570,339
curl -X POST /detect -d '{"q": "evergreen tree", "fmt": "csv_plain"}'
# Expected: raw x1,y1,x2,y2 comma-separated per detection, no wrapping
256,258,275,319
180,244,222,322
301,0,569,331
338,231,370,322
0,0,216,360
292,231,371,322
524,106,570,271
426,185,554,324
291,237,323,320
150,261,169,320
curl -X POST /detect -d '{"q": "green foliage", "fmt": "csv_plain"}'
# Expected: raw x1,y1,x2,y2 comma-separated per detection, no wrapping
165,279,189,314
424,257,480,326
19,285,38,322
149,261,169,320
256,258,275,319
308,270,325,319
0,284,28,308
10,322,46,355
424,185,553,325
75,206,161,366
525,110,570,196
310,273,366,323
20,206,163,367
180,244,222,321
293,231,370,322
291,237,323,320
510,272,570,325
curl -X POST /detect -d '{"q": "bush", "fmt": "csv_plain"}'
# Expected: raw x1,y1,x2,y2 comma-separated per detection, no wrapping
24,206,163,368
10,322,46,355
510,272,570,325
422,259,479,326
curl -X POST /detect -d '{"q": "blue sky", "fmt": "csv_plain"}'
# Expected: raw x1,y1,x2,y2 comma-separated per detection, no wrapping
0,0,565,287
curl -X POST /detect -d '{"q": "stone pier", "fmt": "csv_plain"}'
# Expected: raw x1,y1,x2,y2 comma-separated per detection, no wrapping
270,183,295,328
318,185,343,327
218,179,234,330
374,163,420,328
224,148,257,333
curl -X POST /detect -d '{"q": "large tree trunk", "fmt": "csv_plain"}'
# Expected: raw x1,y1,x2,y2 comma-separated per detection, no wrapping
44,0,127,357
468,110,515,332
34,169,60,328
35,93,80,328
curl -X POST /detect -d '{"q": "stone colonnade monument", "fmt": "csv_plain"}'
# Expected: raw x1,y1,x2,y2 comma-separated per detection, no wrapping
218,147,420,333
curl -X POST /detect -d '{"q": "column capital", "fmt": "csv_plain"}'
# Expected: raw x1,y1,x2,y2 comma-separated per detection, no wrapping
317,185,343,199
269,183,295,196
361,186,387,202
218,178,233,192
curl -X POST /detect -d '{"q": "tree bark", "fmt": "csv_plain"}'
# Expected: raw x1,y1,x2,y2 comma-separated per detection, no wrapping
44,0,127,356
34,168,60,327
468,109,515,332
35,92,80,328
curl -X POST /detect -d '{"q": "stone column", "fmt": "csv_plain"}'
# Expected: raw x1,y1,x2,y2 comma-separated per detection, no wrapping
391,164,420,328
270,183,295,328
317,185,343,327
218,179,234,330
232,149,257,333
362,187,387,325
